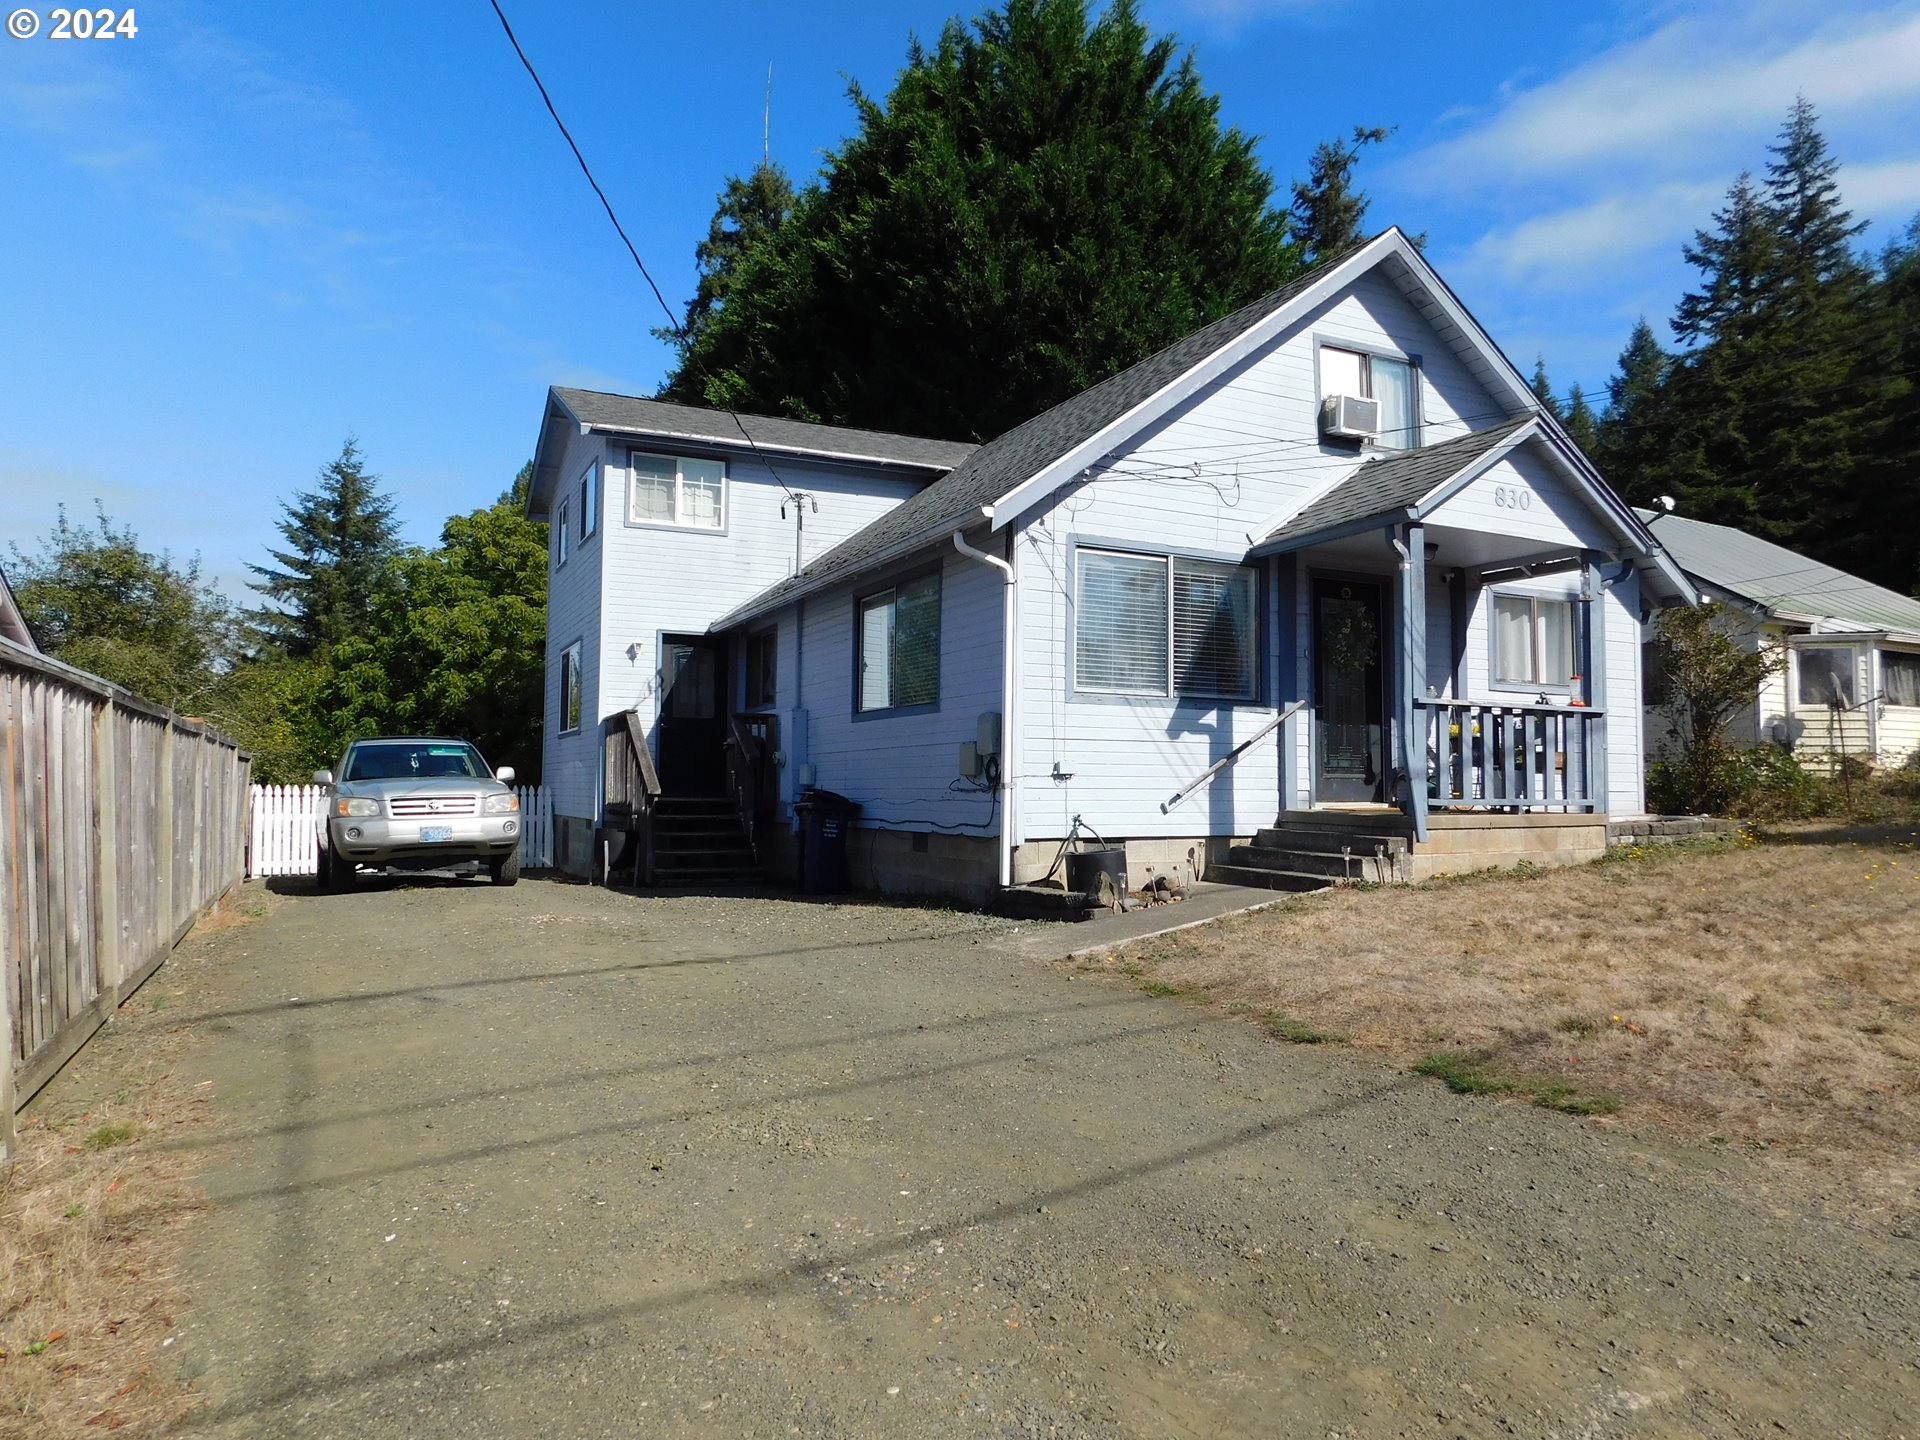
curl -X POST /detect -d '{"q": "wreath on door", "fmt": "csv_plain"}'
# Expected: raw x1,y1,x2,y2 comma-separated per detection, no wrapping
1324,593,1380,674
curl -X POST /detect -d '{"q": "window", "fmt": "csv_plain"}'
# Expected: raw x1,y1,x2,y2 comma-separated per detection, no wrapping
745,630,777,709
1492,593,1574,688
1885,651,1920,709
1796,646,1856,707
629,450,724,530
344,741,488,782
555,498,571,567
1321,345,1418,451
857,573,940,712
559,641,582,734
579,461,599,541
1075,549,1258,700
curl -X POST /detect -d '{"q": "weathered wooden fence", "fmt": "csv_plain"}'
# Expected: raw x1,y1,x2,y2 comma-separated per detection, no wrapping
246,783,553,877
1,639,250,1160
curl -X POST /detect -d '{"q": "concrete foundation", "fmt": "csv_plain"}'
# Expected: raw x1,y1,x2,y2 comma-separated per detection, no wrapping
842,827,1000,908
1010,835,1245,890
1407,813,1609,880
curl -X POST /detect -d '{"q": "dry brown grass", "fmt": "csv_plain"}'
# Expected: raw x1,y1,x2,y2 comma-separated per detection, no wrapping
1,1001,217,1433
1088,828,1920,1211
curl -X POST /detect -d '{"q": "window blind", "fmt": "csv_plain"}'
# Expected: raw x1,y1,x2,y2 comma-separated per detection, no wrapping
1077,551,1168,693
1172,559,1256,699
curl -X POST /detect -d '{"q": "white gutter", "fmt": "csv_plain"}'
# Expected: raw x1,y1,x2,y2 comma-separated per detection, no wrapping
951,529,1017,891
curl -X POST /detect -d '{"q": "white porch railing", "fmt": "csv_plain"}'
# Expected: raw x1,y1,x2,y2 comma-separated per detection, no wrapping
1420,700,1603,811
247,783,553,877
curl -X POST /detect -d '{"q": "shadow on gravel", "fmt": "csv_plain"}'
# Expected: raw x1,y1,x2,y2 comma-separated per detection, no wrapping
147,992,1145,1157
190,1074,1413,1429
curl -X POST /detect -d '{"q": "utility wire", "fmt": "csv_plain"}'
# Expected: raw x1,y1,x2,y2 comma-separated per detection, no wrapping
486,0,808,510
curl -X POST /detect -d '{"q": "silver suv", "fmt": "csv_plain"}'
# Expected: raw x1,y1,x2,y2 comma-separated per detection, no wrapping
315,737,522,887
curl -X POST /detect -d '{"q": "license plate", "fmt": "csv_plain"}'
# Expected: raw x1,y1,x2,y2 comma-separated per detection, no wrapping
419,826,453,843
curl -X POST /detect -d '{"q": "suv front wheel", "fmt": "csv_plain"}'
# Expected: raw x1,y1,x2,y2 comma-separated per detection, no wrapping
489,849,521,887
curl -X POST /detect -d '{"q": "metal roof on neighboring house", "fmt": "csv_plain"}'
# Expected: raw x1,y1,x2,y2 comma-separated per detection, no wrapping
1258,417,1537,548
552,388,978,472
712,253,1362,630
1635,510,1920,637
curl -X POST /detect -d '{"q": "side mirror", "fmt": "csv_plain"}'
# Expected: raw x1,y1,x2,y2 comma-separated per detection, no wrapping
313,770,334,787
495,766,516,786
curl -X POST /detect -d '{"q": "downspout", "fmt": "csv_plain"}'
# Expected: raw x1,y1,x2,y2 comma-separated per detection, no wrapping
953,528,1017,891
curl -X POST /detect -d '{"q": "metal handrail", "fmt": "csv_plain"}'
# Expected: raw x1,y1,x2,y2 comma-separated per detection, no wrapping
1161,701,1305,814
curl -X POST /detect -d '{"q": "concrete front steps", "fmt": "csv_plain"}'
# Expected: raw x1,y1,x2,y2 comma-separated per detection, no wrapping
1208,811,1412,892
650,796,761,885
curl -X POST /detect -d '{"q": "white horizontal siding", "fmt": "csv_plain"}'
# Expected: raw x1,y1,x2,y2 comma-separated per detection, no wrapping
791,547,1005,835
1429,448,1610,552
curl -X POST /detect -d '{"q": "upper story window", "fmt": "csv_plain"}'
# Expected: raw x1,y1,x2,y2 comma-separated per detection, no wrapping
630,450,724,530
1075,549,1258,701
579,461,599,541
1796,646,1856,707
1321,345,1417,451
1492,593,1573,688
555,497,571,568
857,573,941,713
1883,650,1920,708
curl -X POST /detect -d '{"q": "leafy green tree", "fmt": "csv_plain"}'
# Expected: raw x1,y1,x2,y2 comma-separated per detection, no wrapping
1645,602,1785,814
662,0,1298,440
6,506,237,713
307,465,548,779
250,439,402,658
654,161,795,360
1288,125,1389,264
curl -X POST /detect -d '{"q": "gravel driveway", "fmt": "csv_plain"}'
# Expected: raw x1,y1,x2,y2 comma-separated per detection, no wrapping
169,876,1918,1438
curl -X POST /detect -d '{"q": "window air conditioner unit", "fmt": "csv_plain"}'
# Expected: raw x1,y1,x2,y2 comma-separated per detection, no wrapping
1319,393,1380,441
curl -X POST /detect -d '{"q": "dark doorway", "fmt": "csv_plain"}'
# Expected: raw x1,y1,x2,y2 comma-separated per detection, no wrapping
658,636,727,796
1312,578,1386,803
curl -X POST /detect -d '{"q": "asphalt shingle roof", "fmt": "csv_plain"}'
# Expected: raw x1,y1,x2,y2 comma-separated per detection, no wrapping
554,388,977,472
1635,510,1920,636
715,252,1364,629
1260,417,1537,548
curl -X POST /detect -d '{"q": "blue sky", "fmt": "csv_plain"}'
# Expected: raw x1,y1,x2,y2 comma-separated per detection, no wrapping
3,0,1918,599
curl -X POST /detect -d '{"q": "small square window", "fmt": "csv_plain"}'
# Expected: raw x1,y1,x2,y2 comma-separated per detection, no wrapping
857,574,941,712
1492,594,1574,687
628,450,725,530
1884,651,1920,709
1320,345,1418,450
1797,647,1856,707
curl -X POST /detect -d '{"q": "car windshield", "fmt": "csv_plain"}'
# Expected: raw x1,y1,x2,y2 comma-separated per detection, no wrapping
343,742,488,782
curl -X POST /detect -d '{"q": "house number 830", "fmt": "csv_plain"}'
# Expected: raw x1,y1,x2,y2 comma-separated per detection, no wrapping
1493,485,1532,510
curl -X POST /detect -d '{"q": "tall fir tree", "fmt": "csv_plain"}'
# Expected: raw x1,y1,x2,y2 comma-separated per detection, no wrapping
1592,319,1673,503
1563,384,1598,457
1528,355,1563,420
661,0,1300,440
1288,126,1389,265
652,161,794,362
249,439,402,659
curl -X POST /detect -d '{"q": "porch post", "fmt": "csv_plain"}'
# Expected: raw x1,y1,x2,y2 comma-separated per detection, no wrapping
1273,553,1296,817
1582,551,1609,812
1400,522,1428,842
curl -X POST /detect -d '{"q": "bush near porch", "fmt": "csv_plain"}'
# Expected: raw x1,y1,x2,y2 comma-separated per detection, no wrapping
1088,828,1920,1217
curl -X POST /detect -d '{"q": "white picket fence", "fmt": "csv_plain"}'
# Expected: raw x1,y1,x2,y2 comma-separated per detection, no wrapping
247,784,553,878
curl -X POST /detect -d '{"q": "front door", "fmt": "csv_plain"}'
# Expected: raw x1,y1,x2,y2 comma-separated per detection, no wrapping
1312,578,1386,803
658,637,727,796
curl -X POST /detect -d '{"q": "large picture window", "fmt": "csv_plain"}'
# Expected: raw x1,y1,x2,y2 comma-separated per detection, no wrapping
1884,651,1920,709
1075,549,1258,700
1492,593,1573,688
559,641,583,734
1320,345,1418,451
1796,646,1856,707
857,573,941,712
629,450,724,530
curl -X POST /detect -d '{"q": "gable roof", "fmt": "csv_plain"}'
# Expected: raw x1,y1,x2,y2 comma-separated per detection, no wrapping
0,564,36,651
1638,510,1920,637
528,389,975,520
1257,418,1538,550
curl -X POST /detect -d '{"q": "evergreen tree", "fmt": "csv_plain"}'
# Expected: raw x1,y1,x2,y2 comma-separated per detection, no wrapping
249,439,402,658
652,161,794,360
662,0,1299,440
1529,354,1563,420
1673,173,1778,349
1592,319,1673,504
1563,384,1598,457
1289,126,1389,264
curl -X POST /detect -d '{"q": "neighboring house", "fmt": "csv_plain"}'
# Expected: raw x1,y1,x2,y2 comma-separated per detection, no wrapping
0,565,37,652
1639,510,1920,771
528,228,1693,902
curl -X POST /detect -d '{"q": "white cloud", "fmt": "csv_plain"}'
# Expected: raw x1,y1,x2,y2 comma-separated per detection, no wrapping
1841,158,1920,220
1465,181,1727,287
1417,5,1920,184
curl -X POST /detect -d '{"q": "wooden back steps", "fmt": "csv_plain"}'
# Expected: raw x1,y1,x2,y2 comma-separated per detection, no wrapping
649,797,761,885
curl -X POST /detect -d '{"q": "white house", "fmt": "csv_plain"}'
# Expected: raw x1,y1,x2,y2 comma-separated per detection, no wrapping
1640,510,1920,771
527,229,1694,902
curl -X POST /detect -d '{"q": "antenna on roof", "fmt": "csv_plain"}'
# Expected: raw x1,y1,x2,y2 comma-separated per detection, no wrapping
1646,494,1677,526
